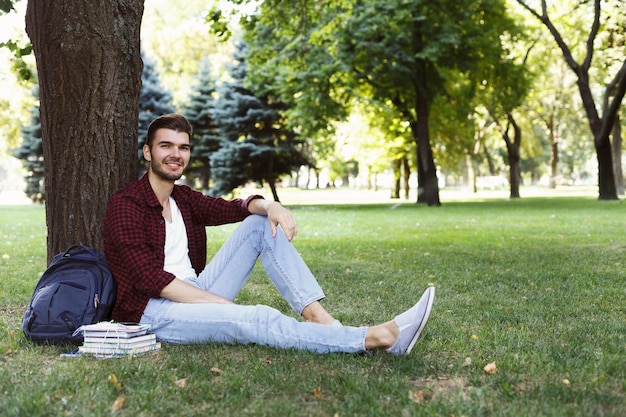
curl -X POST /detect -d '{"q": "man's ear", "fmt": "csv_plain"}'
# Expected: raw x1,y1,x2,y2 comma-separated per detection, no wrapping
143,144,151,162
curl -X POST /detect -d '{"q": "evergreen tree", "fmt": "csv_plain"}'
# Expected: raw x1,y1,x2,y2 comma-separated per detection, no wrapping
138,52,176,164
13,86,44,203
181,58,221,189
209,42,309,201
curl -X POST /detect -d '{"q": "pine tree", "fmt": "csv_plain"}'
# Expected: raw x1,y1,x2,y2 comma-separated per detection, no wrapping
138,52,176,164
209,41,308,201
13,86,44,203
181,58,221,190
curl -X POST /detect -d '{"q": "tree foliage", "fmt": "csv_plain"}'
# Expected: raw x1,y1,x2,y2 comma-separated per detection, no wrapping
209,42,309,201
12,85,43,202
181,58,221,190
516,0,626,200
138,51,176,162
215,0,523,205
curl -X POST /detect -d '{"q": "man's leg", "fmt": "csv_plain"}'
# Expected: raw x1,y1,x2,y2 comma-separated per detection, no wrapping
140,297,366,353
193,215,335,321
140,287,435,354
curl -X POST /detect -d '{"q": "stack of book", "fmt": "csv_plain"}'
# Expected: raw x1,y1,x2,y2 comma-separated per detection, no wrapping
76,322,161,357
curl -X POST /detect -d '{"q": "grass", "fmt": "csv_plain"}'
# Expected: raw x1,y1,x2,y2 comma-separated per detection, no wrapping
0,193,625,416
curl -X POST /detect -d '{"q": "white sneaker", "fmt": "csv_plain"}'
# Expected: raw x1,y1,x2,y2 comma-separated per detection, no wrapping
386,287,435,355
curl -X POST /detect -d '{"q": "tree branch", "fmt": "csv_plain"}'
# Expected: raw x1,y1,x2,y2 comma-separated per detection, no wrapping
598,59,626,142
515,0,580,74
581,0,601,72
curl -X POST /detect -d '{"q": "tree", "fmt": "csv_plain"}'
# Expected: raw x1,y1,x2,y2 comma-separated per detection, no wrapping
138,51,176,165
181,58,221,190
209,41,309,201
12,85,43,202
220,0,518,206
516,0,626,200
25,0,143,261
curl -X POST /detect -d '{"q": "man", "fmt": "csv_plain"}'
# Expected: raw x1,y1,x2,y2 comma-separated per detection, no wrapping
103,113,434,354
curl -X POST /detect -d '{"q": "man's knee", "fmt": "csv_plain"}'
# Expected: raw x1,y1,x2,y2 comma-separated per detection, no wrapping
243,214,273,232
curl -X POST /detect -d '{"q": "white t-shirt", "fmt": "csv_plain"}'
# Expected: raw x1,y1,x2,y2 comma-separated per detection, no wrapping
163,197,197,280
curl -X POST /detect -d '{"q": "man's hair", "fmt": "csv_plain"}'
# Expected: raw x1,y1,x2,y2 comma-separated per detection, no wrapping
145,114,193,148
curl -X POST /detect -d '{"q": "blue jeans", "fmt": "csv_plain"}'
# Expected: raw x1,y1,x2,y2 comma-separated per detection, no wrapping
141,215,368,353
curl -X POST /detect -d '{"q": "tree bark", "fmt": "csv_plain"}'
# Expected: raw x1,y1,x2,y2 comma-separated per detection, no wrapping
413,94,440,206
402,156,410,200
611,117,623,195
546,113,559,189
391,158,401,199
504,113,522,199
26,0,144,262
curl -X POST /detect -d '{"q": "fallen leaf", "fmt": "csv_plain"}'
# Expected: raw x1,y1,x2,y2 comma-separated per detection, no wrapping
483,362,497,374
210,367,225,375
408,390,424,404
463,357,472,366
175,378,187,389
111,396,125,412
108,374,123,391
313,388,324,398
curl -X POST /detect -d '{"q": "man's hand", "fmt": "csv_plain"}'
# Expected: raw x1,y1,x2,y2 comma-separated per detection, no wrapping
248,199,298,241
266,201,298,241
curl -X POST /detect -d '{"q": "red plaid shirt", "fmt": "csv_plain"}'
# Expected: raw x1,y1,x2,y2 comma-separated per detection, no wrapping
103,174,262,323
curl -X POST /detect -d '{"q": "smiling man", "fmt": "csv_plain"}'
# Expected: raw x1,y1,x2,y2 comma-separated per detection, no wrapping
103,113,435,355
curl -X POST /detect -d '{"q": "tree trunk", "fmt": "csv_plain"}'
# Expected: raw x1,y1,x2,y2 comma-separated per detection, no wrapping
403,156,410,200
412,94,440,206
391,159,401,199
26,0,144,262
547,114,558,189
504,113,521,199
595,131,617,200
483,143,495,175
611,116,624,195
268,180,280,203
465,152,477,193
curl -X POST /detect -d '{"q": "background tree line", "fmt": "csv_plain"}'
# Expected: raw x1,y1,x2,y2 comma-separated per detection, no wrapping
13,41,306,204
0,0,624,259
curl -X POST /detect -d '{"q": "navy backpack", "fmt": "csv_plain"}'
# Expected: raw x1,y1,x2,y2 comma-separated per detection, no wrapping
22,244,116,345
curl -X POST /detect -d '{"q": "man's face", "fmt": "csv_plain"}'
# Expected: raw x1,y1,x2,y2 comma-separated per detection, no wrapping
143,128,191,182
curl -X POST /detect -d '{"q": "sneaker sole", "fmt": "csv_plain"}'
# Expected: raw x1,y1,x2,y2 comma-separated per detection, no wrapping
405,286,435,355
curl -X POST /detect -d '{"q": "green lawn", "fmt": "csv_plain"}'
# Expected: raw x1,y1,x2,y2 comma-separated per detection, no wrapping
0,195,624,416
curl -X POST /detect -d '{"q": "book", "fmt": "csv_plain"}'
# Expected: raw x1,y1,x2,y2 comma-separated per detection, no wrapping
83,333,157,349
78,342,161,357
65,321,161,358
75,322,151,339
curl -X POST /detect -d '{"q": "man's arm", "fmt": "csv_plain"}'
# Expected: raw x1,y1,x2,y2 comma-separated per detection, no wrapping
247,199,298,241
160,279,234,304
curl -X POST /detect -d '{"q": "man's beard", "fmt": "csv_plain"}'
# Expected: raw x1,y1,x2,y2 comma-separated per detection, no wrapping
151,158,184,181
